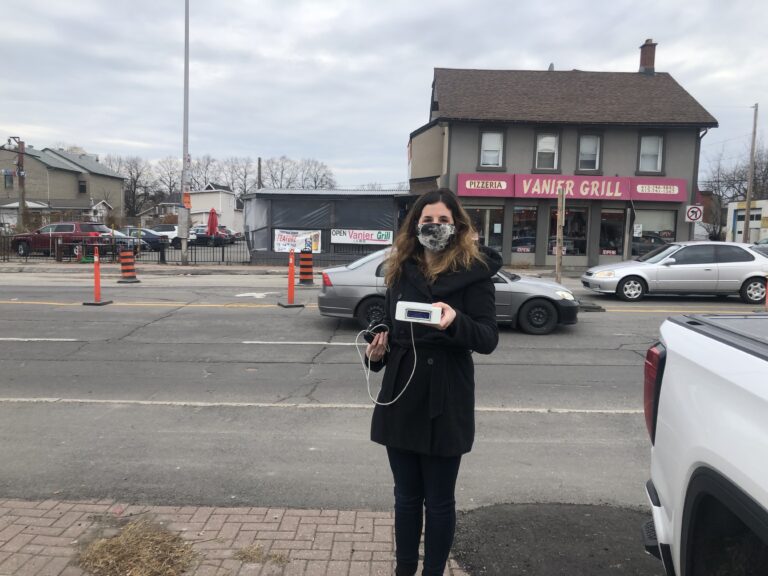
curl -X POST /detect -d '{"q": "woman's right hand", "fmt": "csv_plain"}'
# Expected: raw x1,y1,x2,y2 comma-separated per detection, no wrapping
366,331,388,363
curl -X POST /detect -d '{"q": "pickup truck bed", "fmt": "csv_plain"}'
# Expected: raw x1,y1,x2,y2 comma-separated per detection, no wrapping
644,313,768,576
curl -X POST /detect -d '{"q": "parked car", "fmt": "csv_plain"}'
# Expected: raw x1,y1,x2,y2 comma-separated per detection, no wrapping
119,227,169,251
11,221,112,257
150,224,197,249
217,225,237,244
190,225,227,247
101,230,151,254
631,232,669,257
318,249,579,334
581,241,768,303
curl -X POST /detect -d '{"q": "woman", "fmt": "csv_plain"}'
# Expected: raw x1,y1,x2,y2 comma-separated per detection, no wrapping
366,188,501,575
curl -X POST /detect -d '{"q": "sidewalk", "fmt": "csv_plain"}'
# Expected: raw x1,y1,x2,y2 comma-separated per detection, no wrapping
0,499,469,576
0,259,585,279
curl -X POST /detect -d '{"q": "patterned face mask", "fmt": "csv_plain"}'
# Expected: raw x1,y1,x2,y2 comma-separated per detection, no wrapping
417,222,456,252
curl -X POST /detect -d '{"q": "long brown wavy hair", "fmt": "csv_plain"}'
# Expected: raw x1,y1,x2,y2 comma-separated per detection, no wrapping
385,188,484,286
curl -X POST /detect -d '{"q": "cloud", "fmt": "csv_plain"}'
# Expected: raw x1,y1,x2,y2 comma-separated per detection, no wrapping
0,0,765,186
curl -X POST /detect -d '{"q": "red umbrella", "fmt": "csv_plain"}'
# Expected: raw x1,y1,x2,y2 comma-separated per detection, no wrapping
206,208,219,238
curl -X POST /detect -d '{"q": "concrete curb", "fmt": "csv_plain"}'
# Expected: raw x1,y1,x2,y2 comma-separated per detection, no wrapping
0,262,586,280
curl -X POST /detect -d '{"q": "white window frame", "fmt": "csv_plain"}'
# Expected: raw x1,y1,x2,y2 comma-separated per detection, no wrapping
578,134,601,171
535,133,559,170
639,135,663,173
480,131,504,168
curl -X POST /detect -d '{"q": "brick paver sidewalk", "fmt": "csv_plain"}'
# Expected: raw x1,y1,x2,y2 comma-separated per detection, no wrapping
0,499,469,576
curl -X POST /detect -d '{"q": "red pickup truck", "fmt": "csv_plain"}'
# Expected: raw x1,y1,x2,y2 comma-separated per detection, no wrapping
11,222,114,257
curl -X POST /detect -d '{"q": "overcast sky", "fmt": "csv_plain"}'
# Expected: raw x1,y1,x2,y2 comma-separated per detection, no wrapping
1,0,765,187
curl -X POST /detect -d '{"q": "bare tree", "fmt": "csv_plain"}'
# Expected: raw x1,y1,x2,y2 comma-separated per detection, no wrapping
154,156,182,202
50,142,87,154
102,154,126,176
190,155,220,190
297,158,336,189
220,156,257,196
119,156,157,216
263,156,300,189
701,143,768,240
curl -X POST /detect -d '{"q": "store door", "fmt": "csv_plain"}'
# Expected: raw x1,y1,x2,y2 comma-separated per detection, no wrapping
466,207,503,252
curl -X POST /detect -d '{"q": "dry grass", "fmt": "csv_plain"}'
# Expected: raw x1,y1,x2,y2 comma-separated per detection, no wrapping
233,544,289,567
78,518,199,576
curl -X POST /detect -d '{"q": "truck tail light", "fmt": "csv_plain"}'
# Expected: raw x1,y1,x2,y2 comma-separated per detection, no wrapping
644,343,667,445
322,272,333,287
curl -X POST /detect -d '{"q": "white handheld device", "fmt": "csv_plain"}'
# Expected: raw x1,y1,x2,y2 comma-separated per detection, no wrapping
395,301,442,325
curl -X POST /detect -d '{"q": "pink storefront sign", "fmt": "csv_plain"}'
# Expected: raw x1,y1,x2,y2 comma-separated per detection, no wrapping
514,174,630,200
629,177,687,202
457,173,688,202
457,174,514,197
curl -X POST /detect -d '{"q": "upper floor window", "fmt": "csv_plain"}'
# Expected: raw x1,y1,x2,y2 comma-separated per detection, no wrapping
578,135,601,171
639,134,664,173
480,131,504,168
78,180,87,194
3,173,12,189
535,133,559,170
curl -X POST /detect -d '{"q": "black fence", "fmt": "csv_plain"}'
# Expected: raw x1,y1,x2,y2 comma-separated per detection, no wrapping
0,236,251,265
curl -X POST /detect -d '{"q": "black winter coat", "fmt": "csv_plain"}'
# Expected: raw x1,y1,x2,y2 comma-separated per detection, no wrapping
368,246,501,456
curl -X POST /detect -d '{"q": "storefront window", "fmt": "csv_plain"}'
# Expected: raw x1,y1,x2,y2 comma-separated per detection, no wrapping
465,207,504,252
512,206,537,253
599,209,625,255
549,207,588,255
632,210,676,256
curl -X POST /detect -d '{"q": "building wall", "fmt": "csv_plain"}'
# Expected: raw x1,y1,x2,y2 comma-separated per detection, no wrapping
190,191,240,231
85,174,124,213
726,199,768,242
1,150,123,211
424,122,703,267
409,123,444,180
446,124,698,190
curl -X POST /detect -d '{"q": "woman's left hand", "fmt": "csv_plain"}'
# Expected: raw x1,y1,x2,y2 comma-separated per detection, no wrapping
433,302,456,330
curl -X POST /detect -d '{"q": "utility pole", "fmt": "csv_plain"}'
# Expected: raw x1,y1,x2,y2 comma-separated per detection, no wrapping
555,187,565,284
179,0,191,265
8,137,27,231
742,103,759,244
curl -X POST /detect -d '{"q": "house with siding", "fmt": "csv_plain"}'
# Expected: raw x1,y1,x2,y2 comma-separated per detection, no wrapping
0,144,124,231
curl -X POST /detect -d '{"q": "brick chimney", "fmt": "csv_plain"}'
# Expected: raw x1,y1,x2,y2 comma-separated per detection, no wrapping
639,39,657,75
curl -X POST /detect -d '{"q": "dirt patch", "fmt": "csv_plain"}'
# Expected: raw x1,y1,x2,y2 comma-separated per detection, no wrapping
452,503,664,576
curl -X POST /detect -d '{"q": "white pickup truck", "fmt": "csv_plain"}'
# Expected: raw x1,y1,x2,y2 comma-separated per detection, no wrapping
643,313,768,575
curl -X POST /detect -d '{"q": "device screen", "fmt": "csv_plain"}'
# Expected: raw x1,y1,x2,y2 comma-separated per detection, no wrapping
406,310,431,320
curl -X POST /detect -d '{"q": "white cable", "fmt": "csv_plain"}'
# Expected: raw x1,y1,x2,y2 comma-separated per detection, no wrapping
355,322,418,406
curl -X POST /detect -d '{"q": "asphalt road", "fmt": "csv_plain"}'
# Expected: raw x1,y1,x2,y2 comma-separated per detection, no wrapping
0,272,754,573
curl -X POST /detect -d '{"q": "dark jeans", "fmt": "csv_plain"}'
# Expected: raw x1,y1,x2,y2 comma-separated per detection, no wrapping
386,447,462,576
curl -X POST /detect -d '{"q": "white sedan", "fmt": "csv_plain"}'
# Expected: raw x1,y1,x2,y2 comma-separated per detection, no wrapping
581,241,768,303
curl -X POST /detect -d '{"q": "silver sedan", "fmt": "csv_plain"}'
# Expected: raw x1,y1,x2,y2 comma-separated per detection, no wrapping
317,249,579,335
581,241,768,303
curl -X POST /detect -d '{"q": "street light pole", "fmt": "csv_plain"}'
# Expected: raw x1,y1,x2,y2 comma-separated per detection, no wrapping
8,137,27,231
179,0,191,265
742,103,759,244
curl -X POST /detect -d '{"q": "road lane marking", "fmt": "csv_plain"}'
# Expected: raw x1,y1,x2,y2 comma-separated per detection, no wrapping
0,397,643,414
0,300,317,309
602,307,752,313
0,337,78,342
242,341,358,346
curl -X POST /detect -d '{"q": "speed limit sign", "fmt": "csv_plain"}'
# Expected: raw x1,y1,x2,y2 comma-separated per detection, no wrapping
685,205,703,223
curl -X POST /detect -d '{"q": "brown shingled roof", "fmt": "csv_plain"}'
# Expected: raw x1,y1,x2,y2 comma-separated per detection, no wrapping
431,68,718,127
